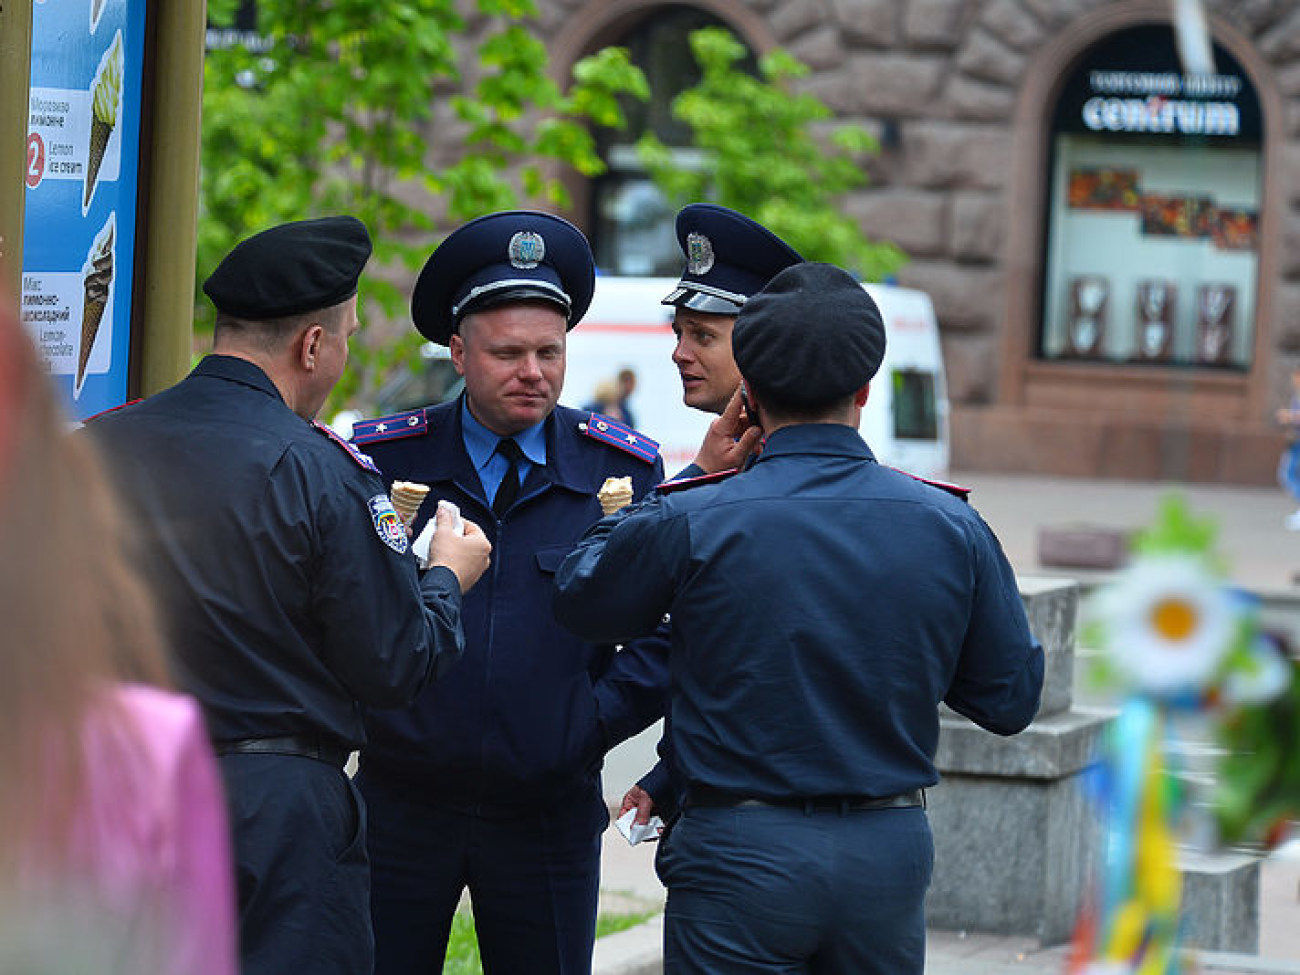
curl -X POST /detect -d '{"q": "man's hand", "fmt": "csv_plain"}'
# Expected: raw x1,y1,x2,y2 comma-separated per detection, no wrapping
430,507,492,592
691,387,763,474
620,784,656,826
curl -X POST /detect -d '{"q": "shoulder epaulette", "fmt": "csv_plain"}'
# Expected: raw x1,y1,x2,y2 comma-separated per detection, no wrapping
82,399,141,424
351,408,428,446
656,468,739,494
889,466,971,502
580,413,659,464
313,420,381,474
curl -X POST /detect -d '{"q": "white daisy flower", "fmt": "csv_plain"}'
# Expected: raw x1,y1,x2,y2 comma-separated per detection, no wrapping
1093,555,1238,697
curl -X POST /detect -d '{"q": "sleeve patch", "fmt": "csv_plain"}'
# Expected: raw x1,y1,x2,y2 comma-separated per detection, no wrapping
368,495,410,554
351,409,428,445
656,468,739,494
580,413,659,464
313,420,381,474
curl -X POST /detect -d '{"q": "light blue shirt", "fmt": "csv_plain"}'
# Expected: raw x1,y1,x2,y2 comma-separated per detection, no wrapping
460,399,547,501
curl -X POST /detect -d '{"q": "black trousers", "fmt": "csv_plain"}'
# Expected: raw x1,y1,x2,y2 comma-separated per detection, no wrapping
220,754,371,975
656,802,933,974
360,771,608,975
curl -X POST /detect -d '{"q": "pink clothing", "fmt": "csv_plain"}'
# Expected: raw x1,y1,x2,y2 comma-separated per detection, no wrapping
20,684,238,975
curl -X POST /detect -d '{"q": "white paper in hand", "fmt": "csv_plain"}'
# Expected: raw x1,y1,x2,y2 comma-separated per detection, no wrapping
411,500,464,569
615,807,664,846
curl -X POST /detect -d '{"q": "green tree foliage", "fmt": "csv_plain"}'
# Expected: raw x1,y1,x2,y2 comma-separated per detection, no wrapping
636,27,905,282
201,0,647,411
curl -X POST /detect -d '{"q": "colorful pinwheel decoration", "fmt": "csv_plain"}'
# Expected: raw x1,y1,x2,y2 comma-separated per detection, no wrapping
1068,496,1292,974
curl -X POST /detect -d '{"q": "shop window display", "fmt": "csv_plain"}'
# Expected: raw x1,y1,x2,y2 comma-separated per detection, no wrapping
1041,26,1261,370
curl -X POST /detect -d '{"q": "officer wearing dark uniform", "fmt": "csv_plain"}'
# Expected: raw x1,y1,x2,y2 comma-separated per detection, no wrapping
627,203,803,823
85,216,492,975
554,262,1045,974
350,211,670,975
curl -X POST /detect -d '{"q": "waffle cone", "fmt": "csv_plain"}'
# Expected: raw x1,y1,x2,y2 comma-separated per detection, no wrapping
390,481,430,525
77,298,107,392
84,117,113,208
598,476,634,516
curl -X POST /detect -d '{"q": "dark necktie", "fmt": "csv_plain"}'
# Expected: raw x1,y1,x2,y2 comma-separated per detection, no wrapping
492,438,525,517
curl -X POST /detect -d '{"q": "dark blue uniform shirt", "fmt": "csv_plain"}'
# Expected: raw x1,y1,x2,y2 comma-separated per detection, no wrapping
85,355,466,748
554,423,1044,800
355,398,669,810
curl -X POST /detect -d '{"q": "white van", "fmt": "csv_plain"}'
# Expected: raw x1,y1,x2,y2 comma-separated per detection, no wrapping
566,276,951,477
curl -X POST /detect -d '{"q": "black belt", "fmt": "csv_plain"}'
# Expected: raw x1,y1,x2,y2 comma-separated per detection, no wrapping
215,735,351,769
686,785,925,813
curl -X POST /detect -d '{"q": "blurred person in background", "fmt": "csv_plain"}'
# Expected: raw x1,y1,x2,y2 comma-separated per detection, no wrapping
0,286,238,974
582,377,629,424
1276,364,1300,530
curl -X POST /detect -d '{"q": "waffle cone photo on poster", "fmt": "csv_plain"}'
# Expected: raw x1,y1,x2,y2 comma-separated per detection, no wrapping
83,31,122,211
77,215,115,399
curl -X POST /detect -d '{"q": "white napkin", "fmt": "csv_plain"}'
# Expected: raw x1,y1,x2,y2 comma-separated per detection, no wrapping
615,807,664,846
412,500,464,569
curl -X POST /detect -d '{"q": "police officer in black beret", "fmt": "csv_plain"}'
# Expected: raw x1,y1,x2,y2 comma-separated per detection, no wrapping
619,202,802,835
85,215,492,975
350,211,670,975
554,262,1045,975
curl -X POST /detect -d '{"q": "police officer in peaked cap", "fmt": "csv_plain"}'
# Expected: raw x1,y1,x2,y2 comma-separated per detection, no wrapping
554,261,1044,974
350,211,671,975
665,203,802,417
84,215,492,975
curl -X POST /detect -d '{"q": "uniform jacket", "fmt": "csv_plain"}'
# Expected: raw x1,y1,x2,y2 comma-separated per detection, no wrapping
554,423,1044,800
354,398,669,811
85,355,465,748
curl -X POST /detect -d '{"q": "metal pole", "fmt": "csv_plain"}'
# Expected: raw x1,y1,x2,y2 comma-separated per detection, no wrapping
136,0,206,395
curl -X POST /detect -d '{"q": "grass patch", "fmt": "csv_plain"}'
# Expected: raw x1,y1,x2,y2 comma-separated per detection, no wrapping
442,909,658,973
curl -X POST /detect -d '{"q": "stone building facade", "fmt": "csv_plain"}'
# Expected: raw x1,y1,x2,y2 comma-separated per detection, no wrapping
515,0,1297,484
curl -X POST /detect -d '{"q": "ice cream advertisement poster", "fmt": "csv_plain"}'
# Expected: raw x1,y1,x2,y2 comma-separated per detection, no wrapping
22,1,144,419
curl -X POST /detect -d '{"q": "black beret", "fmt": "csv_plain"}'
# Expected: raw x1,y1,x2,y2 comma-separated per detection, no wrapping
733,262,886,405
661,204,802,315
411,211,595,345
202,215,372,319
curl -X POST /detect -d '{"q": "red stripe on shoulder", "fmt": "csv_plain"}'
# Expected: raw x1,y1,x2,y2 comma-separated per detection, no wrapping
656,468,739,494
888,466,970,501
82,399,141,424
313,421,382,474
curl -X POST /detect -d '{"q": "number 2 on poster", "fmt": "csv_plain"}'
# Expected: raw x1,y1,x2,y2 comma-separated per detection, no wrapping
26,133,45,189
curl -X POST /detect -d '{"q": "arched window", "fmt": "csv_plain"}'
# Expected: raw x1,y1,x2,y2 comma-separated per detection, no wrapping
589,7,756,276
1040,24,1262,369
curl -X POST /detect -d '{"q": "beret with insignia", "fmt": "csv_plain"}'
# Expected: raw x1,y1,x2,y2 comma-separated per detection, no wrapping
661,204,802,315
412,211,595,345
203,215,372,320
733,262,886,406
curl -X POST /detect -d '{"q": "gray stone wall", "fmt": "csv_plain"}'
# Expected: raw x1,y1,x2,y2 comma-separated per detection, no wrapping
526,0,1300,414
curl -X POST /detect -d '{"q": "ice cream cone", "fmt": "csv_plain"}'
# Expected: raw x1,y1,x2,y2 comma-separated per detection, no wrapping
598,476,634,516
391,481,431,525
84,116,112,209
77,298,107,394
